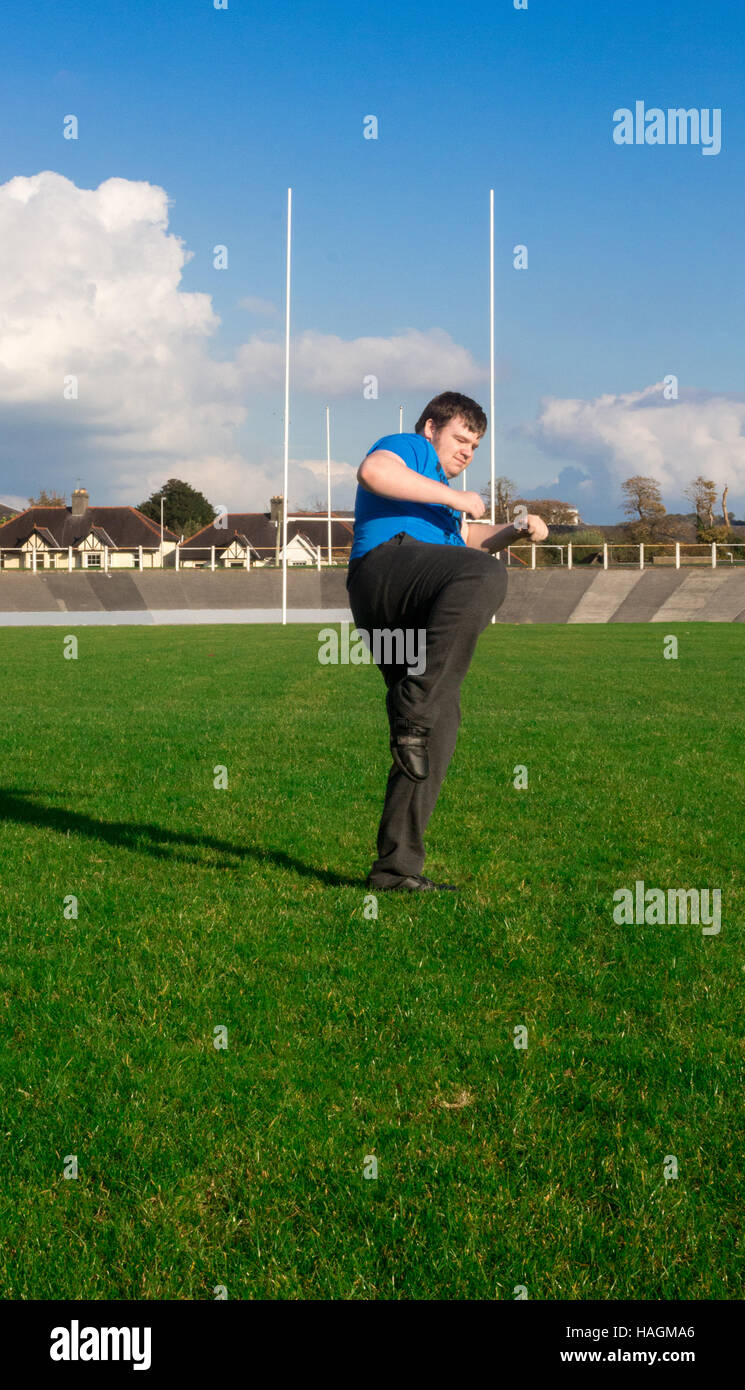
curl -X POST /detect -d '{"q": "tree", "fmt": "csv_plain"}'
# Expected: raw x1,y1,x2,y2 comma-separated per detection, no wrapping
514,498,580,526
294,497,331,514
138,478,217,539
722,484,730,530
684,475,718,531
620,475,666,539
480,476,517,523
28,488,66,506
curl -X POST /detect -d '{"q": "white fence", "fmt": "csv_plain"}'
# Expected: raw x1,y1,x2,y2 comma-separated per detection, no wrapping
1,540,744,574
506,542,745,570
0,544,349,573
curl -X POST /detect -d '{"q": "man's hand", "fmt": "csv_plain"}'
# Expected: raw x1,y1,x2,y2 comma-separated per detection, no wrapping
455,490,486,519
467,512,550,553
523,514,548,542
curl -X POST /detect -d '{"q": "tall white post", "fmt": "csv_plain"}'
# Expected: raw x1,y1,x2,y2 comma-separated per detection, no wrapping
489,188,495,525
640,543,644,571
399,405,404,433
326,404,332,565
489,188,497,621
282,188,292,624
711,541,716,569
567,542,573,570
603,542,608,570
675,541,680,570
160,495,164,568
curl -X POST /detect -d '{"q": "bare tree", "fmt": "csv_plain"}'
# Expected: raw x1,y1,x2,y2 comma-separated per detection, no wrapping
289,498,329,515
480,475,517,523
684,476,718,528
722,484,730,530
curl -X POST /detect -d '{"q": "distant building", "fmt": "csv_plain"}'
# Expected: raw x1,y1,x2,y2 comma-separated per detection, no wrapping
0,490,356,570
179,502,354,567
516,498,582,527
0,488,179,569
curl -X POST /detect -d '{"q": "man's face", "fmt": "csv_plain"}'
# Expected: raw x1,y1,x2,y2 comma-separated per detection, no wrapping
423,414,482,479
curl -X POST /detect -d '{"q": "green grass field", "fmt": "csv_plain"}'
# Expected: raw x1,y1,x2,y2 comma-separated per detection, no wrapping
0,622,742,1300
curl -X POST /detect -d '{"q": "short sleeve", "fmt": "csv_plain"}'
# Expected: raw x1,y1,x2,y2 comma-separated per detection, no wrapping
365,434,431,475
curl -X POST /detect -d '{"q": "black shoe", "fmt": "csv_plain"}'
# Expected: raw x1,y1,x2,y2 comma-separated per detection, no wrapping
390,718,429,782
371,874,458,893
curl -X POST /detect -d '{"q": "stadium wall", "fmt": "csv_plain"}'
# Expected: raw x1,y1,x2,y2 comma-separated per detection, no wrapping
0,568,744,623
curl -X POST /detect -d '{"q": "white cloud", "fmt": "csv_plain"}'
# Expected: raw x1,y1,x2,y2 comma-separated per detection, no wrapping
293,456,356,484
238,295,277,316
0,170,244,493
235,327,487,396
0,171,486,509
529,383,745,505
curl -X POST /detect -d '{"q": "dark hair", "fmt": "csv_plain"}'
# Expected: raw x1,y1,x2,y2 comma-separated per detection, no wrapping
414,391,487,438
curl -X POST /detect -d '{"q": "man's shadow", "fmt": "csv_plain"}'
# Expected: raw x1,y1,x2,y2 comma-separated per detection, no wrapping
0,787,360,888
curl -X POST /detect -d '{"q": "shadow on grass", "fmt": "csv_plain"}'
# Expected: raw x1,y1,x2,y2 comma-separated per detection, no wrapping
0,787,361,888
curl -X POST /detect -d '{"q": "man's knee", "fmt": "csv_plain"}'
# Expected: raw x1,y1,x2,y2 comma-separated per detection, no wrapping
464,551,507,611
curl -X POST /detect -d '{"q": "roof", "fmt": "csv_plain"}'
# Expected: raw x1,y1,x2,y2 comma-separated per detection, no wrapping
0,506,180,549
293,508,355,520
283,532,319,555
181,512,354,552
218,532,262,556
29,524,60,547
89,523,118,548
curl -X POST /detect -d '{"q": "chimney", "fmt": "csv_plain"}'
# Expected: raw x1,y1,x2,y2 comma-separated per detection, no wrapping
72,487,89,517
269,495,283,524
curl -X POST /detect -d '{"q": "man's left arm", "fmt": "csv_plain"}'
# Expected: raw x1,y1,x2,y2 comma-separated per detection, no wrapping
461,516,549,549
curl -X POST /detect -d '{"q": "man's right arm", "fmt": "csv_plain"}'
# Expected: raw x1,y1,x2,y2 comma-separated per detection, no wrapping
357,450,485,517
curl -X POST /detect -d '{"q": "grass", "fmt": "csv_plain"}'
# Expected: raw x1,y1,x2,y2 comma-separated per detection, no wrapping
0,622,742,1300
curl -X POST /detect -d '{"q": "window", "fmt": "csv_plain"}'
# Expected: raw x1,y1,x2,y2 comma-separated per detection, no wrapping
87,553,101,568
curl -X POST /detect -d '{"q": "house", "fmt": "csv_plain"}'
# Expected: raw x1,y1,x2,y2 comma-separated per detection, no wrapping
0,488,180,570
515,498,582,527
179,499,354,568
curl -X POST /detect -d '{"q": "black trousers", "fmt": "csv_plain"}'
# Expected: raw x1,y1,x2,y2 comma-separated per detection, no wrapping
346,532,508,886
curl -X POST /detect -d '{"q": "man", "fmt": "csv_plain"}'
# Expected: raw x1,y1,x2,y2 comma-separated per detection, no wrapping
346,390,548,893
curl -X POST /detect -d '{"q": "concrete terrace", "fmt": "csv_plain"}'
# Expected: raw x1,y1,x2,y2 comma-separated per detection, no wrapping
0,568,744,624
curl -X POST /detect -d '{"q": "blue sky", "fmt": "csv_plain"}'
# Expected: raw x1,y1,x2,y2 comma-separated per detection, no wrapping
1,0,743,521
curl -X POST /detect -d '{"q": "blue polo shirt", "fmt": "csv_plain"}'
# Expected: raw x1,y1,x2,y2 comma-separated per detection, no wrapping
349,433,465,563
